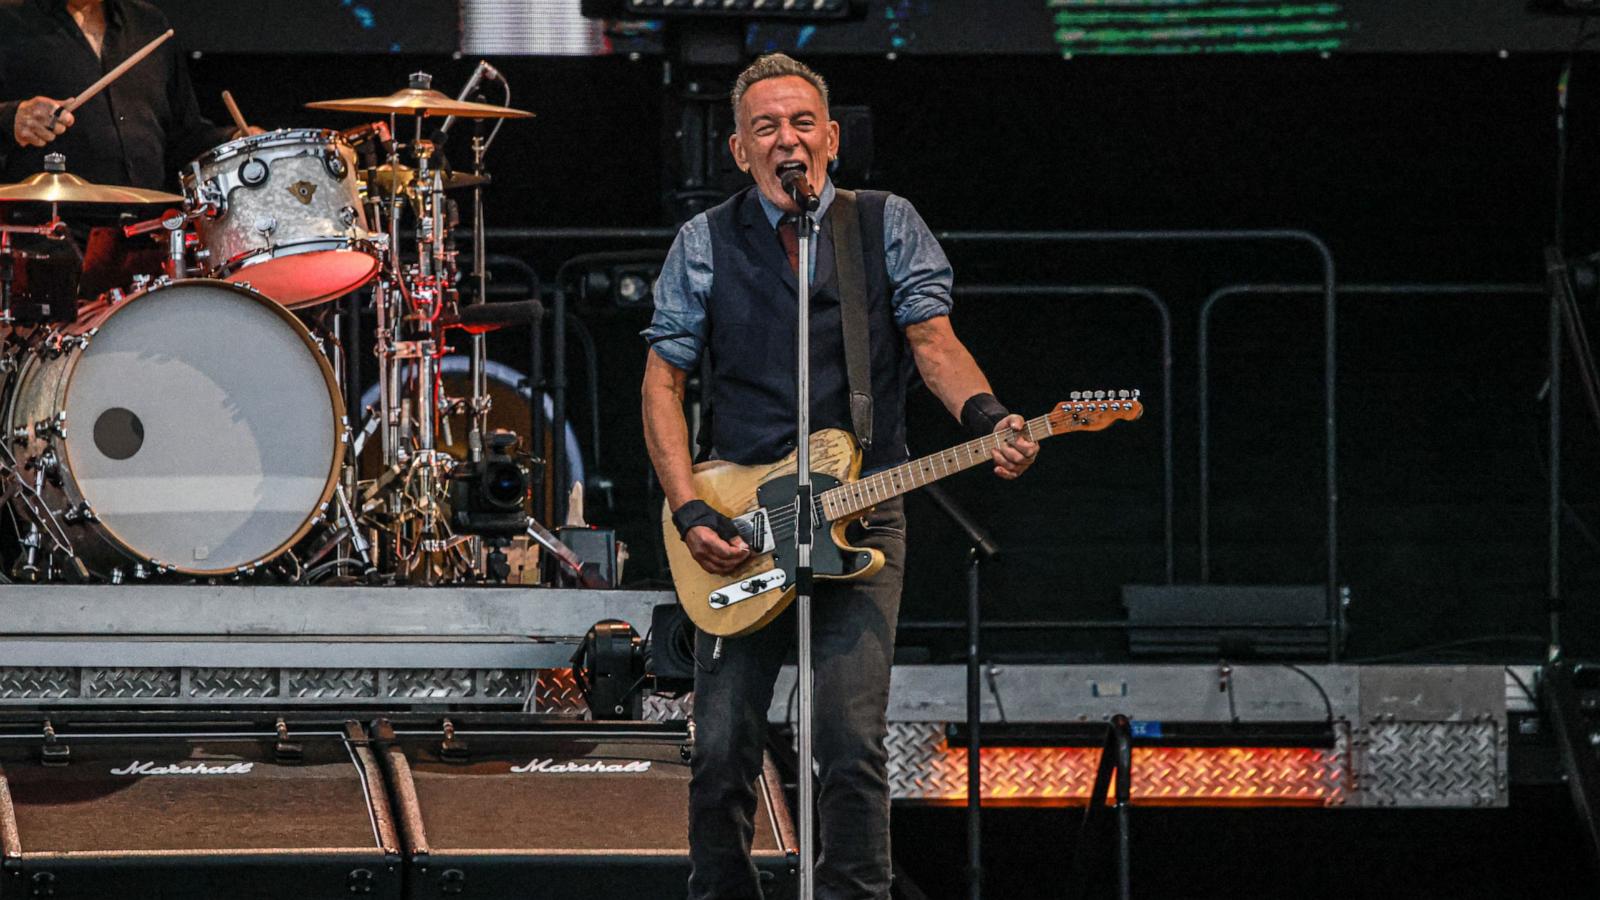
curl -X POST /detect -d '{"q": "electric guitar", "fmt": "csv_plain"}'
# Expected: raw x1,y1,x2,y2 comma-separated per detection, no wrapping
662,391,1143,637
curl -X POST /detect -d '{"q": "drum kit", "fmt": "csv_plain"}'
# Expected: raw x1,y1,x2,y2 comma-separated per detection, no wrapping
0,72,563,586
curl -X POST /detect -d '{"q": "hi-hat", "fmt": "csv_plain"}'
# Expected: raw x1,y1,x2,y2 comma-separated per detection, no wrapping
307,88,532,119
0,170,183,205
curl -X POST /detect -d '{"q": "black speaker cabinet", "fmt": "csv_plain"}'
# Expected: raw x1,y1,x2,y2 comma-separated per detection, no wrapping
0,717,401,899
373,717,797,899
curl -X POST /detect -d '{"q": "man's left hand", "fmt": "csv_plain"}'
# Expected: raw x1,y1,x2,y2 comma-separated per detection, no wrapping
990,413,1038,480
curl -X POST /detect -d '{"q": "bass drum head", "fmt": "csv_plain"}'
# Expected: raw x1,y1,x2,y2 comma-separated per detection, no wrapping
65,280,343,574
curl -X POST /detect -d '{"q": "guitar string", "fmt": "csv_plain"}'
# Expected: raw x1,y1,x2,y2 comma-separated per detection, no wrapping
754,418,1050,542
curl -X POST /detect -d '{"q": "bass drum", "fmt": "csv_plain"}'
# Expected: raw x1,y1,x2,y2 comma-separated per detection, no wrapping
5,279,346,578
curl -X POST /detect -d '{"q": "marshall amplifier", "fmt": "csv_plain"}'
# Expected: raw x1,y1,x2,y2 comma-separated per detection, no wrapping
373,717,797,899
0,716,401,899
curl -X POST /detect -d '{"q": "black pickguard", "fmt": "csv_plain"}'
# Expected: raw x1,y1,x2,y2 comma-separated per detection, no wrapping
756,472,874,585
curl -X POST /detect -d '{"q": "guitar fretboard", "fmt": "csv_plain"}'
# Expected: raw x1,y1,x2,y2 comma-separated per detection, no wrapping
818,414,1051,522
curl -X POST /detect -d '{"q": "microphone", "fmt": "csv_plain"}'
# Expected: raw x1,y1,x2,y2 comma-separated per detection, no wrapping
777,161,819,212
443,299,544,334
437,60,502,140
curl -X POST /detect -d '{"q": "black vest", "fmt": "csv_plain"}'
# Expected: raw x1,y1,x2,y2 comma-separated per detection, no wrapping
702,186,910,471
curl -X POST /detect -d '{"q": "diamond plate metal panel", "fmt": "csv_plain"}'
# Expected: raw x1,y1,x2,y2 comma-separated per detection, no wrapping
188,668,279,699
0,667,77,699
387,668,474,699
644,693,693,722
1353,720,1505,808
81,667,177,699
286,668,377,699
886,723,1345,807
536,668,587,714
475,669,533,700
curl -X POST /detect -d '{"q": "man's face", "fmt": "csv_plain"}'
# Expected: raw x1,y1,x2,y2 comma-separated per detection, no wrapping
729,75,840,213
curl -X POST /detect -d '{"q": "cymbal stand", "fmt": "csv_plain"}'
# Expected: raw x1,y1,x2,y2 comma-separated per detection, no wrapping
468,133,490,458
0,216,68,324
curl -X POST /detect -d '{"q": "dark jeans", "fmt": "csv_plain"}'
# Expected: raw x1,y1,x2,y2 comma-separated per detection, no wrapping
688,497,906,900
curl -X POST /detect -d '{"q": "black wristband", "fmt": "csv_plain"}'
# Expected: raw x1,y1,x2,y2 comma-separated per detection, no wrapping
960,392,1011,438
671,499,741,542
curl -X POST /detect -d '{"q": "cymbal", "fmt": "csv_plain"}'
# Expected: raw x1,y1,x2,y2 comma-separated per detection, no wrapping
307,88,533,119
0,170,184,205
361,164,492,195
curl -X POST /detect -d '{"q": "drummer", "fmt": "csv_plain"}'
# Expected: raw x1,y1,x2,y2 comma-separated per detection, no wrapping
0,0,256,192
1,1,262,295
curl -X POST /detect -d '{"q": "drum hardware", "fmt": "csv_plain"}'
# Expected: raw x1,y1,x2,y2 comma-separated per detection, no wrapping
0,68,559,586
0,218,71,325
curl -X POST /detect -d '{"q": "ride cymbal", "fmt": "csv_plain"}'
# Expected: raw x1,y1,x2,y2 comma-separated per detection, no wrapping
307,88,532,119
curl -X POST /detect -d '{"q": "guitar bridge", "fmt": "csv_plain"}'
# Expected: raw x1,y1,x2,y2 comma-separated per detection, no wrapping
707,566,788,610
732,509,775,555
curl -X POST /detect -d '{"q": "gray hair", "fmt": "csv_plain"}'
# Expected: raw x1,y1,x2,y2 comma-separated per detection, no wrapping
730,53,830,124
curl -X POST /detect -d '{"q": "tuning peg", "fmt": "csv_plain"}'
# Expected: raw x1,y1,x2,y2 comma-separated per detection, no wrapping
1094,390,1106,400
1117,389,1130,399
1069,391,1081,401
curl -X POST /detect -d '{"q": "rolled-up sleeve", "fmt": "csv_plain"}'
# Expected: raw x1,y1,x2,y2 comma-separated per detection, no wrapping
883,194,954,329
641,212,714,371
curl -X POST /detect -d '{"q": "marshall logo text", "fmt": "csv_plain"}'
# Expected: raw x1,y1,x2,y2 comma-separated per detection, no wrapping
110,761,255,776
508,758,652,774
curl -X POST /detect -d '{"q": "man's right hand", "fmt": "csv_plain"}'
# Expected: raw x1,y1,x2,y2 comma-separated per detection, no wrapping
685,525,751,576
13,97,73,148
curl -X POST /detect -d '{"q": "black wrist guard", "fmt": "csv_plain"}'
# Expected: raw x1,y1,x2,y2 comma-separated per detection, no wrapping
960,392,1011,438
671,499,740,542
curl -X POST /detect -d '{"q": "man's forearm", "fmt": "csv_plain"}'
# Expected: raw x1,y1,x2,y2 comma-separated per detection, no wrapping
906,316,995,420
641,351,700,511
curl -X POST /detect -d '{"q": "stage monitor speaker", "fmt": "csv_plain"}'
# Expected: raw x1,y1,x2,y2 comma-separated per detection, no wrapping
372,717,797,899
0,717,401,899
1123,583,1344,659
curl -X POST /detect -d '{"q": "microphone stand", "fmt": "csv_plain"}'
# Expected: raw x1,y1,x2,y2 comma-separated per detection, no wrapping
792,194,818,900
923,483,1001,900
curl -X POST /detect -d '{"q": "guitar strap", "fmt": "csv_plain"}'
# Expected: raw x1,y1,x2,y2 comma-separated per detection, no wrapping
829,188,875,450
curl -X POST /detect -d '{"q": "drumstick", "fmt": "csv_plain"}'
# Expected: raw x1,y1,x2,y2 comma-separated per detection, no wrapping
221,90,249,133
50,29,174,125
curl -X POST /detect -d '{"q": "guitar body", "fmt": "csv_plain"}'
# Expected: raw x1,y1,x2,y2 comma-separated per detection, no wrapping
661,429,886,638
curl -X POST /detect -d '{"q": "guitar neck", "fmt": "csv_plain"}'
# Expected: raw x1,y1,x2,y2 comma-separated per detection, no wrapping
818,414,1053,522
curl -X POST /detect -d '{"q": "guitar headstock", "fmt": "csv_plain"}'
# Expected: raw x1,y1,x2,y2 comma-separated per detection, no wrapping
1046,389,1143,436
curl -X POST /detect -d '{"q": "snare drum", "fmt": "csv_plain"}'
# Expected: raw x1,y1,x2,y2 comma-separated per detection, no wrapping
5,279,346,577
184,129,378,308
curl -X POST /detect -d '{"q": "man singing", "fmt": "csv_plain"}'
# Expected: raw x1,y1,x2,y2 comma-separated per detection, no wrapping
643,53,1038,899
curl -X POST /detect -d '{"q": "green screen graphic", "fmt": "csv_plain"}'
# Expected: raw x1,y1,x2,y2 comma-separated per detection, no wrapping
1051,1,1349,56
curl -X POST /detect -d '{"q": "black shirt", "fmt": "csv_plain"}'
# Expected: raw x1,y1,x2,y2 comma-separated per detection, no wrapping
0,0,230,190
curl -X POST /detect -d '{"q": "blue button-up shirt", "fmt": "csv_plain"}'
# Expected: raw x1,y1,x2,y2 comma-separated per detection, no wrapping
643,181,954,371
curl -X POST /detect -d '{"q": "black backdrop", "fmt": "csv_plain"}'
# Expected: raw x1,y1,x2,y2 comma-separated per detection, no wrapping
176,48,1600,662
